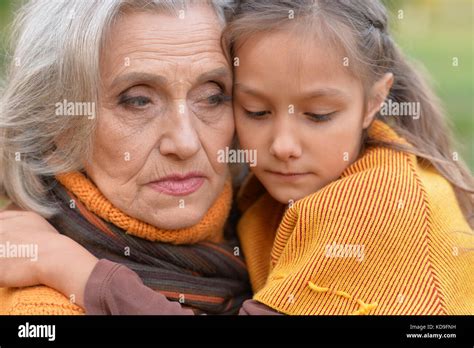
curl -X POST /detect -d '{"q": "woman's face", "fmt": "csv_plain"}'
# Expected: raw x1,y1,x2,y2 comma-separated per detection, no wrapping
233,31,390,204
86,5,234,229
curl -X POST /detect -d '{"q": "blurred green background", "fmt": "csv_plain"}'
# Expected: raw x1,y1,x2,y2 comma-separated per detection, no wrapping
0,0,472,208
385,0,473,171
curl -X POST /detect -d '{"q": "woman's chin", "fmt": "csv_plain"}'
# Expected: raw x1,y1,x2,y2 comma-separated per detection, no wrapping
140,207,207,230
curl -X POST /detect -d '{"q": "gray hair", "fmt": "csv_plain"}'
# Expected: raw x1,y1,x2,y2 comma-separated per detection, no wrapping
0,0,236,216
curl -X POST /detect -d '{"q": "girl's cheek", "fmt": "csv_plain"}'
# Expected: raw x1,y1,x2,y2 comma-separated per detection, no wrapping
330,114,365,162
234,117,255,149
313,135,357,179
333,138,362,173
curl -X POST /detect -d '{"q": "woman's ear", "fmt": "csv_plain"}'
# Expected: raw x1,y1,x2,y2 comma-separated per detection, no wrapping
362,72,394,129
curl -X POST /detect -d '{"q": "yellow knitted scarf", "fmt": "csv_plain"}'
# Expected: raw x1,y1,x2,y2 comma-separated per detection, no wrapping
237,120,474,315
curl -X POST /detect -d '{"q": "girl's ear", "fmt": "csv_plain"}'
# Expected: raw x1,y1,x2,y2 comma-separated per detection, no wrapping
362,72,394,129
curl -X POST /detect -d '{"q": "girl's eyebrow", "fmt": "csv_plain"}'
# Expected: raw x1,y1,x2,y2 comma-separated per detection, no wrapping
234,83,349,102
302,88,350,101
234,83,267,99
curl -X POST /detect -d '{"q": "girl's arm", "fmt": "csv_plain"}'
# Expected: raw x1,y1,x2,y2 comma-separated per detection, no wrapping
0,209,279,315
0,209,98,308
85,258,279,315
84,259,194,315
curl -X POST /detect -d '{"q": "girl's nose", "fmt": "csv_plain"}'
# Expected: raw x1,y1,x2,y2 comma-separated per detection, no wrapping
269,121,302,161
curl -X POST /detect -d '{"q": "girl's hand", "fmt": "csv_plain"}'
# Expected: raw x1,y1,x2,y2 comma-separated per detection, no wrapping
0,209,98,307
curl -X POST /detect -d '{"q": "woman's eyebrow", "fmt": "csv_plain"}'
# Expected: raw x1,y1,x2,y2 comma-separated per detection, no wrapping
111,68,230,88
196,67,231,84
111,72,168,87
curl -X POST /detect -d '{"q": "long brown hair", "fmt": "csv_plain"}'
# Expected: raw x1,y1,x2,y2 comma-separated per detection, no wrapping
223,0,474,227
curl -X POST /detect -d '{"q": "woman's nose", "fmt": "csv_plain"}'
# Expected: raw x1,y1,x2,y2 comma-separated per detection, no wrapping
269,120,302,162
158,101,201,160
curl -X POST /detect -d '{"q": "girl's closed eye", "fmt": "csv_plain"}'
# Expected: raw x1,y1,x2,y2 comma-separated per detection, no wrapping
243,109,334,122
245,109,270,118
305,112,334,122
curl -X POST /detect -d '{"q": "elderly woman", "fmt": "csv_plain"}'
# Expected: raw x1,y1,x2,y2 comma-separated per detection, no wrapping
0,0,251,314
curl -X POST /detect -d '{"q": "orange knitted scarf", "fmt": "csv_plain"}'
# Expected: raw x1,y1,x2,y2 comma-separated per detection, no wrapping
55,172,232,245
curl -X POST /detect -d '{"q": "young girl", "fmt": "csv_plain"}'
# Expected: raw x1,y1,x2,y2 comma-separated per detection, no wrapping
229,0,474,315
2,0,473,315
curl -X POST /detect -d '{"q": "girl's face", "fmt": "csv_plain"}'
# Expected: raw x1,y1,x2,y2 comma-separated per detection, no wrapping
234,30,391,204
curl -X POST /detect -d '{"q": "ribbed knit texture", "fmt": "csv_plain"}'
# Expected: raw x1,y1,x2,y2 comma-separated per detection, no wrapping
0,286,85,315
0,176,235,315
55,172,232,245
237,120,474,315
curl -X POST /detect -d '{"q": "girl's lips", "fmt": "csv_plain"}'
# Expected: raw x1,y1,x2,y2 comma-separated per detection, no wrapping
265,170,311,181
148,174,205,196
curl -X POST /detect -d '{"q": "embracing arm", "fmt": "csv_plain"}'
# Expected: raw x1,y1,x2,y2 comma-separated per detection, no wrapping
86,259,278,315
0,209,278,315
0,209,98,309
84,259,193,315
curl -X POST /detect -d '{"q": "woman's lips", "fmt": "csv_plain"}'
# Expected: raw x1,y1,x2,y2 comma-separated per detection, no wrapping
148,173,205,196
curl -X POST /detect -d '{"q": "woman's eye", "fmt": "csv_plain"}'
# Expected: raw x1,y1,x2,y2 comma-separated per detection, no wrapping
305,112,333,122
206,93,232,106
119,95,151,108
245,109,269,118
